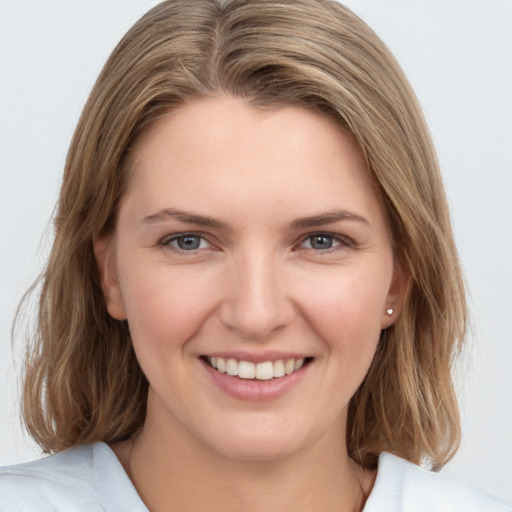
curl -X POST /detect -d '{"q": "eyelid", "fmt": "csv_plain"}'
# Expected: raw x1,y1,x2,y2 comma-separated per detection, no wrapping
296,231,355,252
160,231,215,252
158,230,354,254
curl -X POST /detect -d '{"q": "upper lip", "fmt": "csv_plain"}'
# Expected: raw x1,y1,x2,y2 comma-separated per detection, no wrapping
200,351,311,364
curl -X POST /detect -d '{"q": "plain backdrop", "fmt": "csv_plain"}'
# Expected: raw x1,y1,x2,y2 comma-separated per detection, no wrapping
1,0,511,505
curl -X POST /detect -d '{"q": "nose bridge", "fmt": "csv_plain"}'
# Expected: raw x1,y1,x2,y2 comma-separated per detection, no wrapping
219,247,294,339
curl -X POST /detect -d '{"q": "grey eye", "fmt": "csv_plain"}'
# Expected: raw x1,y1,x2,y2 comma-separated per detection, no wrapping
172,235,204,250
307,234,335,250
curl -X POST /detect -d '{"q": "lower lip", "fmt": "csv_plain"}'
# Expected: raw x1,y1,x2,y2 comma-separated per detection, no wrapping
201,359,310,402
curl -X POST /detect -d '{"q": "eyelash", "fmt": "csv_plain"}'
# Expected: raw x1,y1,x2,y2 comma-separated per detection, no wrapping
160,232,213,252
159,231,354,254
297,232,354,253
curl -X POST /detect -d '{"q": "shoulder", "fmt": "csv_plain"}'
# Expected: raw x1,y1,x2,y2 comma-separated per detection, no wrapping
364,452,511,512
0,442,146,512
0,444,100,512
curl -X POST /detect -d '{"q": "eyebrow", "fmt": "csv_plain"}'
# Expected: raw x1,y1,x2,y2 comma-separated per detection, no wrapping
143,208,228,229
142,208,369,230
290,210,370,229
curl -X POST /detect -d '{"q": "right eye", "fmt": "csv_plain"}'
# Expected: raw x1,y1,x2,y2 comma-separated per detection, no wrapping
301,234,340,251
297,232,353,254
161,233,211,252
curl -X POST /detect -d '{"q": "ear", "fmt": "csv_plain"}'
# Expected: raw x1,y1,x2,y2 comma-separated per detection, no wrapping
381,263,409,330
93,234,127,321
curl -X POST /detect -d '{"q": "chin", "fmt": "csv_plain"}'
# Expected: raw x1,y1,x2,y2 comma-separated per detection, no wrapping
197,417,322,463
213,435,302,462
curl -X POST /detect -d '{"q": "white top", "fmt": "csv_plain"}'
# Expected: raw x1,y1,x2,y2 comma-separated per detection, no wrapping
0,442,510,511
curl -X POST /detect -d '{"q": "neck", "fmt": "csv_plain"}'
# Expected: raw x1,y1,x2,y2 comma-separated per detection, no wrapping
113,400,373,512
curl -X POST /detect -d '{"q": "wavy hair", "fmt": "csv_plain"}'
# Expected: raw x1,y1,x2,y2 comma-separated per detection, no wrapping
19,0,466,470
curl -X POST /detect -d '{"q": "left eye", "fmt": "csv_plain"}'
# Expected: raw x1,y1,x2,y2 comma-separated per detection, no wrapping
300,234,344,251
164,234,210,251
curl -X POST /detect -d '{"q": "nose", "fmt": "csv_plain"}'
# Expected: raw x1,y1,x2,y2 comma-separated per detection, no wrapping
218,251,296,340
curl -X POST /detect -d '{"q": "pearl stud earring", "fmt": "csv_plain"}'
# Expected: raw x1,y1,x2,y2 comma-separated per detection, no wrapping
386,308,394,315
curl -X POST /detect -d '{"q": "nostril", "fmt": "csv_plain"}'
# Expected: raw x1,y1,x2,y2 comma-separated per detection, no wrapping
217,299,296,340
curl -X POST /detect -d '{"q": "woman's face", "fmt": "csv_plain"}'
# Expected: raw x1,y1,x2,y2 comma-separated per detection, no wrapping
97,97,403,461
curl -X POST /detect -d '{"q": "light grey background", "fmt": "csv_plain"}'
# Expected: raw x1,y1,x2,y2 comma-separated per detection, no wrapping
1,0,511,504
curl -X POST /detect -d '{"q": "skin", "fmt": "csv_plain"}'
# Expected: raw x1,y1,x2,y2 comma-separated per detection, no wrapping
95,97,404,512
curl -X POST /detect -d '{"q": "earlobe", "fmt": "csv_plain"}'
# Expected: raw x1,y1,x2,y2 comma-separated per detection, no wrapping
93,235,127,321
381,264,409,330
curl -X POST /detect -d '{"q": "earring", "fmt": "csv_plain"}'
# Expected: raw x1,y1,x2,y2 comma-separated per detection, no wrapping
386,308,394,315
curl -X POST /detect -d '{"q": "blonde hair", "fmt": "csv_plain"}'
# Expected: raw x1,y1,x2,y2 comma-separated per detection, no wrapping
20,0,466,470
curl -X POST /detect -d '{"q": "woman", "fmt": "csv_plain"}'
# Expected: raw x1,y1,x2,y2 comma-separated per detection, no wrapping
1,0,510,510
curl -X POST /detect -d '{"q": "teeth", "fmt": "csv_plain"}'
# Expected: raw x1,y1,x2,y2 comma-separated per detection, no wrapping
216,357,226,373
284,359,295,375
238,360,256,379
226,358,238,376
255,361,274,380
273,360,285,377
207,356,307,380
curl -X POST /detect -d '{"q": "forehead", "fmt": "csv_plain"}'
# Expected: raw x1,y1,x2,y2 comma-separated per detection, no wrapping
129,97,369,183
121,97,385,229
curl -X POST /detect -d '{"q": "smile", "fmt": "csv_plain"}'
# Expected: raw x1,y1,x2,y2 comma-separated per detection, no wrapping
204,356,310,380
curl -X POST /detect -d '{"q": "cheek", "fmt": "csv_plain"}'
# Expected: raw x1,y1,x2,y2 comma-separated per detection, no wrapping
118,259,220,356
297,264,390,354
284,265,391,426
